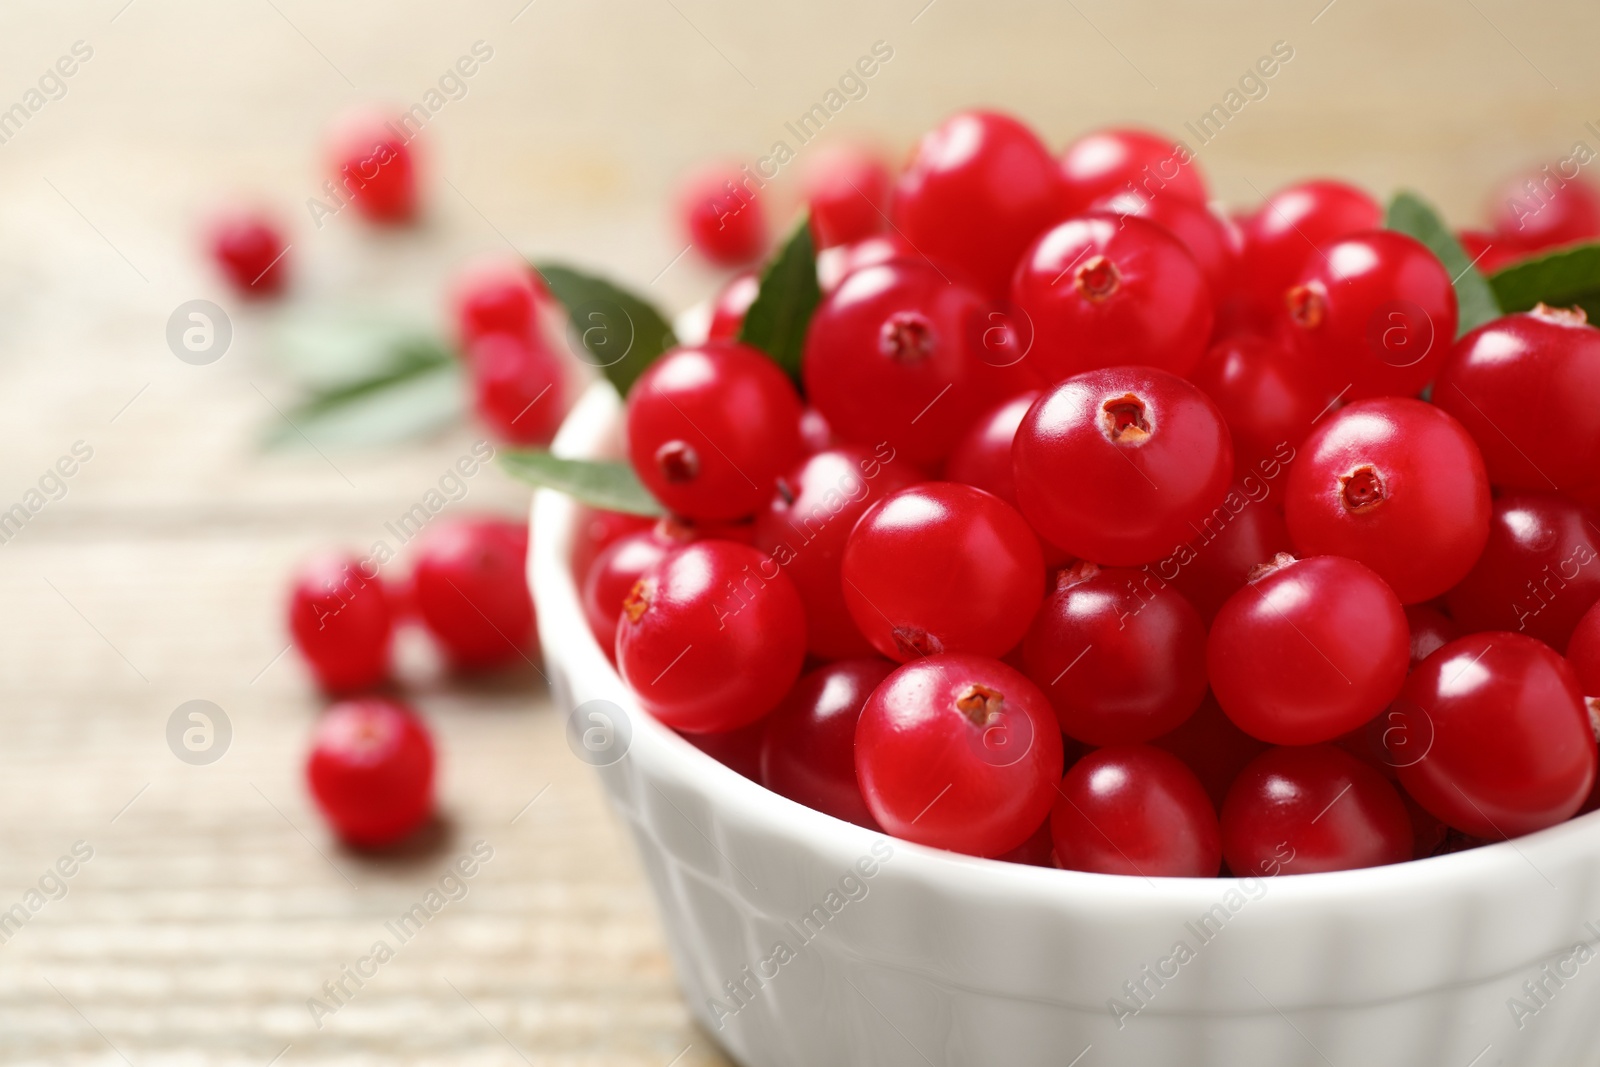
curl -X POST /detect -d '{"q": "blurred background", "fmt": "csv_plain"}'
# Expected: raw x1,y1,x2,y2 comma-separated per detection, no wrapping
0,0,1596,1063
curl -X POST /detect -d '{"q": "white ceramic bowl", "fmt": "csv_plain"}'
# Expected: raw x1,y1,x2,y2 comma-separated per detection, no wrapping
532,381,1600,1067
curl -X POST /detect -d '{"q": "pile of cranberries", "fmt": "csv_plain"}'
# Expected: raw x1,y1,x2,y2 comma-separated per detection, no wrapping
580,111,1600,879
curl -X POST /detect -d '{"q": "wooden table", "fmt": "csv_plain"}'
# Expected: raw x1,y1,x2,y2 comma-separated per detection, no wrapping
0,0,1594,1062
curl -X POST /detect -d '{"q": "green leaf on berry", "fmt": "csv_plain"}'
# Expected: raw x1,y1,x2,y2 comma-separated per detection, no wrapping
263,335,464,449
737,214,821,385
1488,241,1600,322
1384,190,1502,336
531,262,678,397
498,450,665,516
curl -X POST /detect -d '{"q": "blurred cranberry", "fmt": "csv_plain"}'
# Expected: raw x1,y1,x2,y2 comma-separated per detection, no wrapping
803,142,891,249
288,552,393,693
411,518,535,670
707,273,760,341
327,110,418,224
449,254,547,351
1488,169,1600,252
209,210,289,298
307,697,435,848
678,163,766,267
468,332,566,446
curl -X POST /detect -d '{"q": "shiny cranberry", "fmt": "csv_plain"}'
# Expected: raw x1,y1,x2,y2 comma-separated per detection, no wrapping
1013,367,1233,566
1012,214,1213,380
1235,179,1381,320
1051,744,1220,877
855,653,1063,856
1153,694,1270,810
411,518,534,670
678,162,766,267
1021,562,1207,745
1191,332,1333,477
942,391,1039,509
1281,230,1457,399
1433,306,1600,493
802,260,998,466
1405,603,1460,667
754,446,919,660
1090,190,1238,300
287,552,393,693
798,407,835,453
760,659,895,828
449,255,547,350
841,482,1044,662
208,210,289,297
1209,554,1409,745
816,233,918,292
307,698,435,848
327,111,418,225
1158,483,1295,624
626,342,803,521
1444,492,1600,652
468,332,566,446
1285,398,1491,603
1396,633,1597,838
572,512,648,598
707,273,760,341
1057,128,1207,213
802,142,891,249
891,110,1061,299
1488,169,1600,252
617,542,805,732
1222,744,1412,875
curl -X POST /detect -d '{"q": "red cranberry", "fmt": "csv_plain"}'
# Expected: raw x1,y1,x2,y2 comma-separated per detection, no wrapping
680,716,767,779
468,332,567,446
855,653,1063,856
798,407,835,453
891,110,1061,299
288,552,393,693
1281,230,1457,399
1457,229,1529,274
1433,306,1600,493
707,273,760,341
1011,214,1214,380
753,446,919,660
1405,603,1460,667
1443,492,1600,652
1396,633,1597,838
1057,128,1207,214
449,255,547,351
1569,600,1600,695
570,507,653,589
1152,694,1270,811
817,233,919,293
626,342,803,521
801,142,891,249
208,210,289,297
1208,554,1410,745
616,542,806,732
411,518,534,670
942,390,1070,565
1488,169,1600,252
996,816,1058,867
327,111,418,225
1090,190,1238,300
583,517,753,653
802,260,1000,466
841,482,1043,662
760,659,895,828
307,698,435,848
1284,398,1491,604
1052,744,1221,877
1021,562,1207,745
1158,483,1295,624
1235,179,1381,321
1013,367,1233,567
678,163,766,267
1222,744,1412,875
1191,332,1333,477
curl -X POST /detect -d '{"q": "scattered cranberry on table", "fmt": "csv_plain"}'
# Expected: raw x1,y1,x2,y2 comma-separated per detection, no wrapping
467,331,567,446
307,697,436,848
326,110,419,225
678,162,767,267
288,552,394,693
208,210,290,298
410,518,536,671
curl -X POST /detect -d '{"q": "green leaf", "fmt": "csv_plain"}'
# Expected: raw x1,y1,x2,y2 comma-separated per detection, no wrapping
1384,190,1502,336
271,311,442,391
263,339,464,449
499,450,664,516
532,262,677,396
1489,242,1600,321
738,215,821,384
